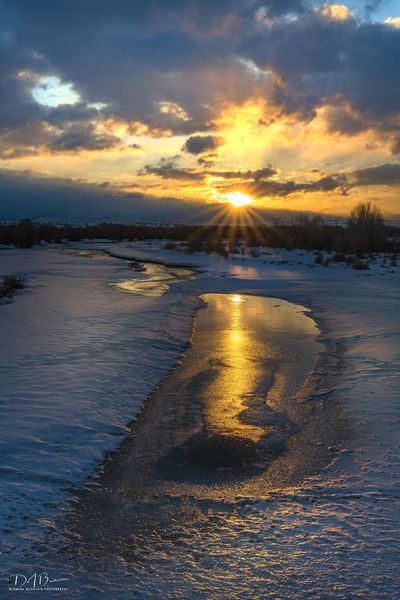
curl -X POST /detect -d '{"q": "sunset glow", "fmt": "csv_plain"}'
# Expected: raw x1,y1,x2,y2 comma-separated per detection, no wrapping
0,1,399,221
225,192,253,208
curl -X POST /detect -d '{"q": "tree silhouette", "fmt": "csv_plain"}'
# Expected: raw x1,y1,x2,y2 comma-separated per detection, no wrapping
347,202,385,252
348,202,384,229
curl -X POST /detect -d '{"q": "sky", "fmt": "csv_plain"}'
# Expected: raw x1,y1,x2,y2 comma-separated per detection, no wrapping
1,0,400,222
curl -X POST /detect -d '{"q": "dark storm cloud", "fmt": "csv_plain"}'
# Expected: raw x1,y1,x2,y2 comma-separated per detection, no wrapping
0,121,52,150
183,135,224,155
0,75,43,130
0,0,261,134
242,9,400,135
0,168,214,222
0,169,126,220
0,120,122,158
351,163,400,186
0,0,400,158
48,124,120,153
44,104,108,126
324,105,367,136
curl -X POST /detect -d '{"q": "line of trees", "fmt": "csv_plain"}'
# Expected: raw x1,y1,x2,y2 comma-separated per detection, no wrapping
0,203,398,254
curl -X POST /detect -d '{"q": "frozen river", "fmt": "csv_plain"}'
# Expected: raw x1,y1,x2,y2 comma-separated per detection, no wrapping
1,242,399,598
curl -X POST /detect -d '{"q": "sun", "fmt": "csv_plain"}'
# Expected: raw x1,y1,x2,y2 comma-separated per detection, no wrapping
225,192,253,208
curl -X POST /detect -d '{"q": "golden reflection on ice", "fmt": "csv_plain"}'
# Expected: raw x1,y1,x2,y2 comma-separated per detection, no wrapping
199,293,319,445
113,264,195,297
204,294,266,442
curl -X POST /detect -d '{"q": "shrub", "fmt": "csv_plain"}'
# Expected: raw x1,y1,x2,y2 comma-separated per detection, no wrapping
347,202,385,252
164,241,177,250
0,214,398,255
348,202,384,229
0,274,25,299
351,257,369,270
15,219,38,248
203,240,229,258
314,252,324,264
332,252,347,262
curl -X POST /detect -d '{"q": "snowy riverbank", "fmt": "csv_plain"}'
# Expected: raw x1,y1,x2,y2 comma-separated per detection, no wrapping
0,246,199,575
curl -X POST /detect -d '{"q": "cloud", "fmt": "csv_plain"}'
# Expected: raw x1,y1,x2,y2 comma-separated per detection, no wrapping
183,135,224,155
222,163,400,198
384,17,400,29
254,1,307,17
1,162,399,224
240,7,400,138
0,121,52,158
314,4,353,21
222,173,347,198
138,156,204,180
0,0,399,220
0,0,263,136
391,137,400,155
48,124,120,153
324,103,369,135
350,162,400,186
0,168,349,223
138,157,278,183
209,165,277,180
136,153,400,198
0,120,122,158
1,0,399,147
364,1,384,18
0,168,210,222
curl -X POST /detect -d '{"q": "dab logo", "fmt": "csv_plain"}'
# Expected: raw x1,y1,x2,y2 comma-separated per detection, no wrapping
9,572,69,591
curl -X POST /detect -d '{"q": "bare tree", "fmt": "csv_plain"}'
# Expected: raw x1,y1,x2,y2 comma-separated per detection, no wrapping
347,202,385,251
348,202,384,229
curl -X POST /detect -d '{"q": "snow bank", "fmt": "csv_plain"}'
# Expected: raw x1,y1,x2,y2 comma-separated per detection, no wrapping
0,246,198,562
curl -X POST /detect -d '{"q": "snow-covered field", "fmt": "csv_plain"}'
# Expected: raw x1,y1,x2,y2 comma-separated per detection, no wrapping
1,241,399,597
0,245,198,579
